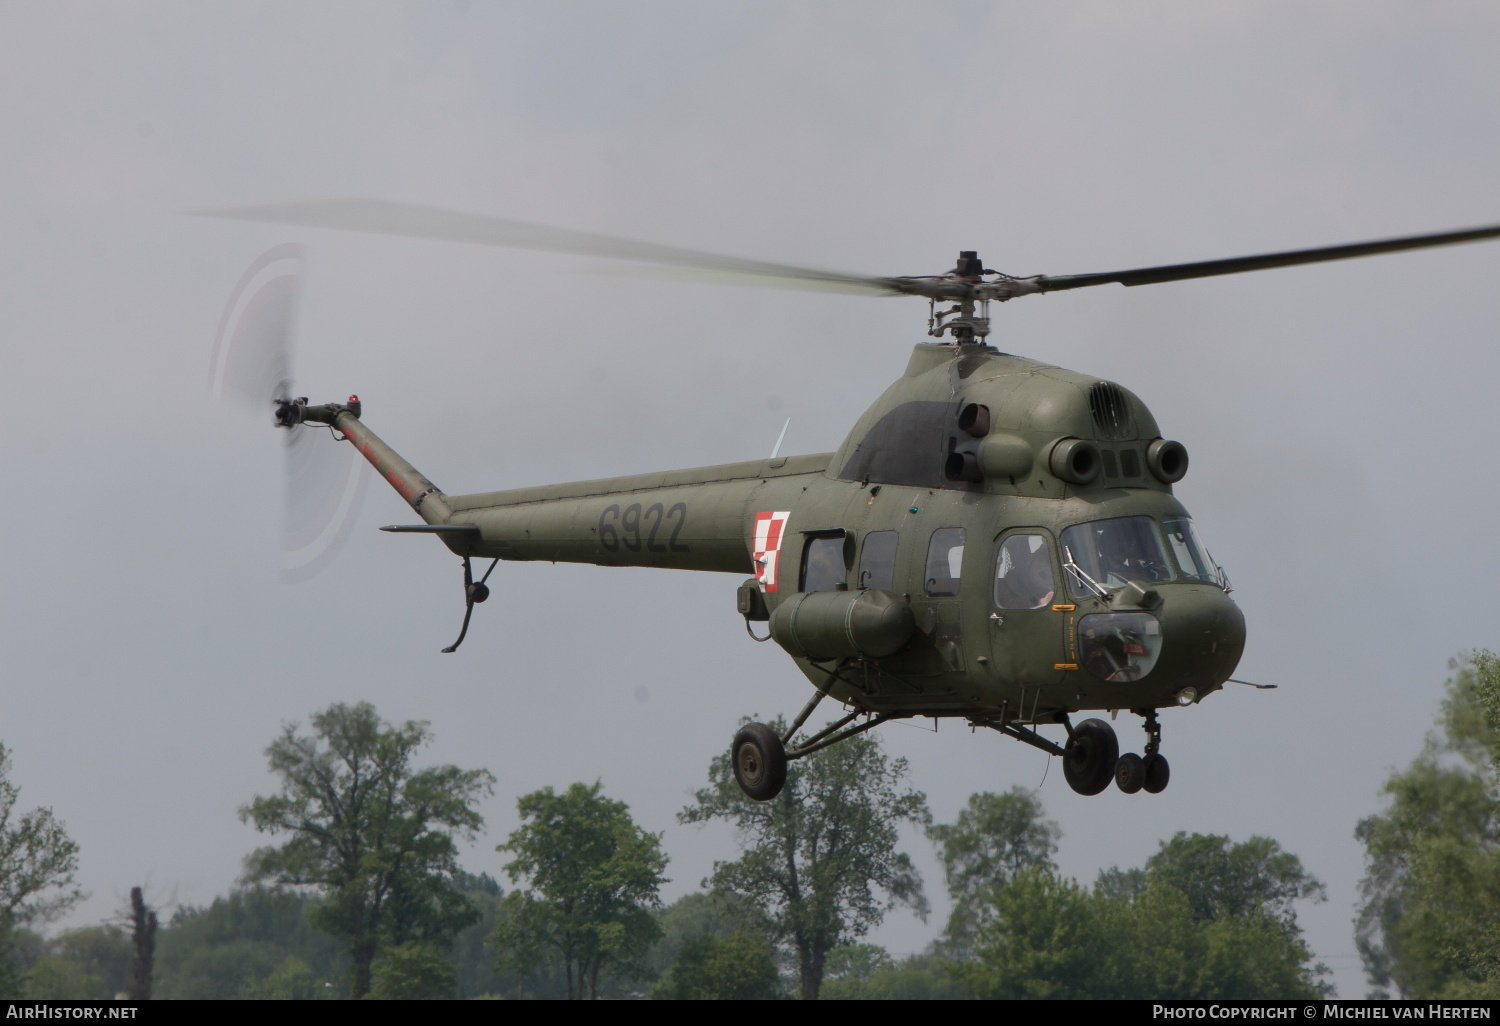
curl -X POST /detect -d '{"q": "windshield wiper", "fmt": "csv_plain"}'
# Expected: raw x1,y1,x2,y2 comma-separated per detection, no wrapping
1062,545,1108,598
1209,551,1233,593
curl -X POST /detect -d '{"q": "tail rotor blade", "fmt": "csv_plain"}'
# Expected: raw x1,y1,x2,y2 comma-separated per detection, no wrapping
208,243,302,407
282,420,369,582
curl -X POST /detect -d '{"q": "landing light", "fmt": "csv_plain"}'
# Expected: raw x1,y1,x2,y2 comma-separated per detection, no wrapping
1176,687,1198,707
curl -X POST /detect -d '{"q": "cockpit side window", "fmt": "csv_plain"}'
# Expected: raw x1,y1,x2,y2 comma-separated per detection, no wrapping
1162,515,1220,584
1060,516,1171,598
924,528,966,597
858,531,898,591
994,533,1057,609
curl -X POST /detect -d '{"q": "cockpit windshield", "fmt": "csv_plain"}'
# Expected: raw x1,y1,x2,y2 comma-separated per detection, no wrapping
1060,516,1172,598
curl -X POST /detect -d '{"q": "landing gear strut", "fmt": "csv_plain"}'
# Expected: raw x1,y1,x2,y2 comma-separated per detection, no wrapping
1116,708,1170,794
729,660,905,802
974,705,1172,797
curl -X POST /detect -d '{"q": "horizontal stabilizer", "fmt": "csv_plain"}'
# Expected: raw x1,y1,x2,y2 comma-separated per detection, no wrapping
380,524,479,534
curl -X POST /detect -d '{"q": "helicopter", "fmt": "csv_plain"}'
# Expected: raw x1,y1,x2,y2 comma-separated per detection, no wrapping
201,200,1500,803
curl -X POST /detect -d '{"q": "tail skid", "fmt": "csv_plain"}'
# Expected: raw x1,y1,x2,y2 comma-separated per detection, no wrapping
280,397,489,652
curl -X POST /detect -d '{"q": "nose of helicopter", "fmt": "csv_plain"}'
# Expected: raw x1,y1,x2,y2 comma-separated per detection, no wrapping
1149,584,1246,700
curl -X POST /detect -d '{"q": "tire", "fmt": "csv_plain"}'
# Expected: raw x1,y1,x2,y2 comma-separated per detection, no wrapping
1143,753,1170,794
1063,718,1119,796
1114,753,1146,794
732,722,787,802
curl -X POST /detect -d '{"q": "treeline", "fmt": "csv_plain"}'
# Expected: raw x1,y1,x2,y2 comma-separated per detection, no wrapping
2,651,1497,999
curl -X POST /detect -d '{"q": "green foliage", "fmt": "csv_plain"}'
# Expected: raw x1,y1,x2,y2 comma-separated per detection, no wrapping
644,891,770,979
21,926,132,1000
818,950,966,1000
240,702,495,997
649,930,783,1000
955,867,1103,999
1356,651,1500,999
238,956,330,1000
949,832,1328,1000
370,940,458,1000
154,887,344,999
679,723,930,1000
0,742,84,998
446,872,513,999
927,788,1058,955
1142,832,1325,927
955,867,1326,1000
822,942,893,981
492,782,668,999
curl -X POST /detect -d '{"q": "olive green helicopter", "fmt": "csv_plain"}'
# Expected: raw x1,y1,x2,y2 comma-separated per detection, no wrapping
202,200,1500,802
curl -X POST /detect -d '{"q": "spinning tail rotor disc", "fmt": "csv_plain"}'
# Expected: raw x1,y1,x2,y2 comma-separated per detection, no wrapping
210,245,368,581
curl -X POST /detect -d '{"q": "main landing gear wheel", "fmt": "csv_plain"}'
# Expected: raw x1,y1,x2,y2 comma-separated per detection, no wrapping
1143,753,1170,794
1114,753,1146,794
1063,718,1119,796
732,722,787,802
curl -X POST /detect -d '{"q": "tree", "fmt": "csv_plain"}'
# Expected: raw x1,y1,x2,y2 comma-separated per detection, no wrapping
240,702,495,997
0,741,84,997
152,887,344,999
927,787,1059,955
128,886,157,1000
1356,651,1500,999
369,940,458,999
1141,832,1325,929
679,723,930,1000
955,867,1106,999
950,831,1328,999
21,926,132,1000
644,890,771,981
237,956,330,1000
649,930,783,1000
817,950,967,1000
492,782,667,999
444,872,513,999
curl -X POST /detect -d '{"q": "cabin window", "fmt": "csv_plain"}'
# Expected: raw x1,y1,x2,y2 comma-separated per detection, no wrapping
1059,516,1171,598
923,528,966,597
858,531,899,591
801,534,847,592
994,533,1057,610
1162,515,1219,584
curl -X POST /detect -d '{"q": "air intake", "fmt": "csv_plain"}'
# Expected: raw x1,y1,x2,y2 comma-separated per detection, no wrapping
1089,381,1133,440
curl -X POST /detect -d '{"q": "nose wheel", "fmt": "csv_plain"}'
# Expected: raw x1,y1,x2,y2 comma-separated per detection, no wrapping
1115,752,1146,793
1142,752,1170,793
1113,708,1170,794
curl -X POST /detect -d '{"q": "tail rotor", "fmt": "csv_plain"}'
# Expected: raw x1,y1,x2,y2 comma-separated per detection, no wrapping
210,245,368,581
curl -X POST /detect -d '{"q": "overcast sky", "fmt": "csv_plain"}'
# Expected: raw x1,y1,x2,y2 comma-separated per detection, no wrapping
4,1,1500,997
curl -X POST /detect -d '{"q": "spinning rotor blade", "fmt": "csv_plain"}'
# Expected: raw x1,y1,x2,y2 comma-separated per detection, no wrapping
209,245,368,582
192,198,901,296
1035,223,1500,293
196,200,1500,307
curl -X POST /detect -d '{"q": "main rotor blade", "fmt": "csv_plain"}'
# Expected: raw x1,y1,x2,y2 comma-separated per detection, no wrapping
192,198,902,295
1035,223,1500,292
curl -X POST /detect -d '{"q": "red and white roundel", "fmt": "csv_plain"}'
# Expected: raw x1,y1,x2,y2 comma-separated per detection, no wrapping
752,511,792,593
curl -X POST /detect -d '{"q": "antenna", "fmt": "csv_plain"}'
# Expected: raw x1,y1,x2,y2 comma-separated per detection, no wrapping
769,418,791,459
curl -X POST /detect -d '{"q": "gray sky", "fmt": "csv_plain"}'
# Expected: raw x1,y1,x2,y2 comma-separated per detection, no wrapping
3,1,1499,997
